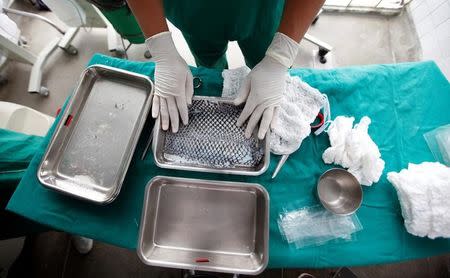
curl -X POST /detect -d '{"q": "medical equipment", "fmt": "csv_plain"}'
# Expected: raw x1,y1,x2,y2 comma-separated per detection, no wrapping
140,127,154,161
137,176,269,275
387,162,450,239
278,205,362,249
41,0,125,55
1,0,124,95
271,153,290,179
152,96,270,176
38,65,153,204
424,124,450,166
0,6,77,95
317,168,362,215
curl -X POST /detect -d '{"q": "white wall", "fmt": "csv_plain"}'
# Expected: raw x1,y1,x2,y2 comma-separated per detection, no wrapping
409,0,450,79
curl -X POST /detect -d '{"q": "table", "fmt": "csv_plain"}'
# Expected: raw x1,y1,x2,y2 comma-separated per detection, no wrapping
7,54,450,268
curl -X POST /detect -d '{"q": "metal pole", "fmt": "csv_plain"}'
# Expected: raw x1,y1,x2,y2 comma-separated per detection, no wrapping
3,7,65,35
347,0,353,8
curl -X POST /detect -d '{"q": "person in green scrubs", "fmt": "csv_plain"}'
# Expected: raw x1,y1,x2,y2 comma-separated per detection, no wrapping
127,0,324,138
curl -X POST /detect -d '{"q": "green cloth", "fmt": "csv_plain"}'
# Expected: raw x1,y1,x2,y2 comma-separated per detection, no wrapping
7,54,450,268
99,0,284,68
0,129,43,188
0,129,47,239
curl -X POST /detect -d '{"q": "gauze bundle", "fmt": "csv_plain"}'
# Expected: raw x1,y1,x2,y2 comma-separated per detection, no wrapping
222,66,329,155
322,116,385,186
387,162,450,239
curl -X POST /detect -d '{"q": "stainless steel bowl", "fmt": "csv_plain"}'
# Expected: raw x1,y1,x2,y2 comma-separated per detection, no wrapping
317,168,362,215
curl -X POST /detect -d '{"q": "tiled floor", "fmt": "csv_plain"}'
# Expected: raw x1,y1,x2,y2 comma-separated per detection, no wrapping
1,2,448,278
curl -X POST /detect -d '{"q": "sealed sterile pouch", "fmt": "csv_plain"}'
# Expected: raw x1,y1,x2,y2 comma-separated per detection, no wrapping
277,205,363,249
424,124,450,166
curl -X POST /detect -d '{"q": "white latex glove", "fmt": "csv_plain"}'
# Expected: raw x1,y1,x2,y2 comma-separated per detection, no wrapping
234,32,299,139
146,31,194,132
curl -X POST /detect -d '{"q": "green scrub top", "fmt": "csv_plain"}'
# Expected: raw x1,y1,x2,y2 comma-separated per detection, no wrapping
164,0,285,68
164,0,285,41
99,0,285,69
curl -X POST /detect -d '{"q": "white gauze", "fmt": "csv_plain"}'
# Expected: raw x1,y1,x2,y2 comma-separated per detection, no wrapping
387,162,450,239
323,116,385,186
222,66,328,155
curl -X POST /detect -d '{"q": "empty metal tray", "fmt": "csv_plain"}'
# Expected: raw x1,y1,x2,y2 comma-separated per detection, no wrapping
38,65,153,204
137,176,269,275
152,96,270,176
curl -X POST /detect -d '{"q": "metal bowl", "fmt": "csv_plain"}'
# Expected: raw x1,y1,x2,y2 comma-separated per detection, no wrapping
317,168,362,215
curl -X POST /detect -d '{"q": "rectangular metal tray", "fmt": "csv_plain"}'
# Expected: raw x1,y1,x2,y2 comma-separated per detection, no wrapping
137,176,269,275
152,96,270,176
38,65,153,204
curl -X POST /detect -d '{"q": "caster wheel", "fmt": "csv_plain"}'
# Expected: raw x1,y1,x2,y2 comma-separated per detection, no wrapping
144,50,152,59
318,48,329,64
63,45,78,55
39,86,49,96
20,36,28,45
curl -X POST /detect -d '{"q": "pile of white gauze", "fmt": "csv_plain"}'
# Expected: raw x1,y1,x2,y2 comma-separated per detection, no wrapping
322,116,385,186
387,162,450,239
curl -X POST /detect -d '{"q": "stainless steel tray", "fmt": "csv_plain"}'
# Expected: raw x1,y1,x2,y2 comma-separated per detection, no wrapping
38,65,153,204
152,96,270,176
137,176,269,275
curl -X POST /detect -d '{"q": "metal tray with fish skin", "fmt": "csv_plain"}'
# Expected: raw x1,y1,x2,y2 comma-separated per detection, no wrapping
37,65,153,204
152,96,270,176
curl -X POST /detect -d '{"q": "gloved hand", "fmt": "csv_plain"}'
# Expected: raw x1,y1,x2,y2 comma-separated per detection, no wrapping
234,32,299,139
146,31,193,132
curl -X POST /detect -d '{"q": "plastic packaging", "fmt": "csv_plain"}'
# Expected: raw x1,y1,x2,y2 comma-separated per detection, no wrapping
424,124,450,166
278,206,363,248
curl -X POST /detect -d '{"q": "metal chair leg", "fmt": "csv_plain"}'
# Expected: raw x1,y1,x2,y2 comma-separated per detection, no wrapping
304,34,333,64
58,27,80,55
27,38,60,96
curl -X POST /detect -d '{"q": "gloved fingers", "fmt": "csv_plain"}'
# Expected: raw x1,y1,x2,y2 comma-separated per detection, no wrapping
185,70,194,104
159,97,170,131
166,96,179,133
152,95,160,119
244,105,265,139
258,106,274,140
175,95,189,126
237,100,257,127
233,77,251,105
270,106,280,129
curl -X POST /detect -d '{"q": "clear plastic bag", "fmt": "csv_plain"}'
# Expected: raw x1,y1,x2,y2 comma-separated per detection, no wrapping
278,205,363,248
424,124,450,166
